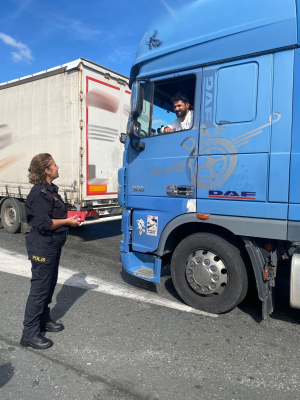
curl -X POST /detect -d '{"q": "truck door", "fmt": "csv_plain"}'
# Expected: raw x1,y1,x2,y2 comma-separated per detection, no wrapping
126,70,202,253
196,54,286,220
127,70,202,202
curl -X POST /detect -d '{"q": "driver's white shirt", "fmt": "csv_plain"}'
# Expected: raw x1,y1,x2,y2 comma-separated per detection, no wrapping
161,110,194,133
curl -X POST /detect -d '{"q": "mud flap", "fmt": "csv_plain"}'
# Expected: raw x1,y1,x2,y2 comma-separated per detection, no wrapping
262,286,275,319
243,237,275,319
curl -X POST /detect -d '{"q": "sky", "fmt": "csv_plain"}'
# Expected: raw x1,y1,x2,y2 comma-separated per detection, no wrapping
0,0,195,83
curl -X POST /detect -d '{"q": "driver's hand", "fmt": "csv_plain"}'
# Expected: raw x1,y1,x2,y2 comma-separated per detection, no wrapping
164,127,174,133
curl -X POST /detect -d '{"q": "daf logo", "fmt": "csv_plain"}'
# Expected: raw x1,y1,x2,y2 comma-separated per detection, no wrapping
204,75,214,123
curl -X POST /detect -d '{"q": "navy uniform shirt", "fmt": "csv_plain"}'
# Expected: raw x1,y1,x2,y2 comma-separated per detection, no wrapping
25,183,68,233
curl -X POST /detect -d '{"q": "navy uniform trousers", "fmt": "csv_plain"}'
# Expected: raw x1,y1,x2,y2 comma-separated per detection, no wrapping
22,230,66,338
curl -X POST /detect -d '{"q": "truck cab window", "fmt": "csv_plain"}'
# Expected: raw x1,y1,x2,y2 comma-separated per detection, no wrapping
137,75,196,138
215,62,258,124
137,82,152,138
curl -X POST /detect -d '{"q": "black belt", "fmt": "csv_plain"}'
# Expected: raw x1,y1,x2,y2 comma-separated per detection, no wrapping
31,227,68,237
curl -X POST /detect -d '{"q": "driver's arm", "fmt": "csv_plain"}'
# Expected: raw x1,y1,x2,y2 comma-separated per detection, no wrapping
161,121,176,134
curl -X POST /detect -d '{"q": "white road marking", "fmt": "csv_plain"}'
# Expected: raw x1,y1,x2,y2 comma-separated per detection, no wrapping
0,248,217,318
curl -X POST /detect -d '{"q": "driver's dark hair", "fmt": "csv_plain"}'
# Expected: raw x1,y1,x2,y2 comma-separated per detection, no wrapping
171,92,189,104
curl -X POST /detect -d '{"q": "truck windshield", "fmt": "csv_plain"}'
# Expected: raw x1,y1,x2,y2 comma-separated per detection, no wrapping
137,74,196,138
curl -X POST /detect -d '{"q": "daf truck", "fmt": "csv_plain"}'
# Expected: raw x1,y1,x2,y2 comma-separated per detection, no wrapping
119,0,300,318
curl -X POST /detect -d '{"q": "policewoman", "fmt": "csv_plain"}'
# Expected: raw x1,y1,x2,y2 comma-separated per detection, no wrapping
20,153,80,350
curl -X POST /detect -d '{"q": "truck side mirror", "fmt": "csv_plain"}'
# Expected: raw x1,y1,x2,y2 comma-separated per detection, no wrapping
131,81,143,118
126,117,145,152
126,117,141,140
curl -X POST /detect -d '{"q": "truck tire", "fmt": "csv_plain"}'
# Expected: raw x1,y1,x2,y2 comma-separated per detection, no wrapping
1,198,22,234
171,232,248,314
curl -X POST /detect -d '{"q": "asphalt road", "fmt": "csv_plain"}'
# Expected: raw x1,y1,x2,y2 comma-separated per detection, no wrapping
0,222,300,400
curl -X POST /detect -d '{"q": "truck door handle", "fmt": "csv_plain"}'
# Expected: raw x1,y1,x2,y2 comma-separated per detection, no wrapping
166,185,195,197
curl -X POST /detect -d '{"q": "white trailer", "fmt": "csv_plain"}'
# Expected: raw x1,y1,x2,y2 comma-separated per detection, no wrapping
0,58,130,233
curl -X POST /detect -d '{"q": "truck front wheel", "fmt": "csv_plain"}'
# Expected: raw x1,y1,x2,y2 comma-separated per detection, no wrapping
1,198,22,234
171,232,248,314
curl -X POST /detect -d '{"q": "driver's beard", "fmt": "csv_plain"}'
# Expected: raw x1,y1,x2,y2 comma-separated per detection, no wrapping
176,108,188,119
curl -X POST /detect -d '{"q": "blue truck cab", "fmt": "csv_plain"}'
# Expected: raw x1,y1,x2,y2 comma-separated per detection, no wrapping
118,0,300,317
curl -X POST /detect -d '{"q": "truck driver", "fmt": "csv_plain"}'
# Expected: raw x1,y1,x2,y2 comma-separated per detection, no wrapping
160,92,194,134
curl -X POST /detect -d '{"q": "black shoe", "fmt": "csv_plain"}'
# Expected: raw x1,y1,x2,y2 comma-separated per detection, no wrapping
20,334,53,350
40,320,64,332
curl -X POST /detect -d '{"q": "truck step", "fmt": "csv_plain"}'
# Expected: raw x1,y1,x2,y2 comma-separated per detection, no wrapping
133,267,154,279
120,251,162,283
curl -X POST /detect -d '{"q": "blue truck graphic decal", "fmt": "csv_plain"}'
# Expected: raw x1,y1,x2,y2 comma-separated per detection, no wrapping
151,112,281,190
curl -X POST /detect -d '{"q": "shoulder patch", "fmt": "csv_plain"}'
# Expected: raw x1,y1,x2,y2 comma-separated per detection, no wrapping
41,188,47,194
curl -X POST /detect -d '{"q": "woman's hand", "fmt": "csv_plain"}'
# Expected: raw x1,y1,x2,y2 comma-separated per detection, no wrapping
49,215,81,230
66,215,81,227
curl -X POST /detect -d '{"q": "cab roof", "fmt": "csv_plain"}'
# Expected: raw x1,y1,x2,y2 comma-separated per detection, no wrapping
130,0,299,85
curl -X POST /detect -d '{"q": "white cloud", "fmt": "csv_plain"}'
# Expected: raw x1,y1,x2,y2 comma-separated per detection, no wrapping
105,46,135,63
153,120,165,125
9,0,33,20
0,32,33,63
19,4,102,42
7,1,129,43
53,19,101,41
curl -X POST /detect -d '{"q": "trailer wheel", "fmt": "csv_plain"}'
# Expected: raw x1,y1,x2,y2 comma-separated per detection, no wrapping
1,198,22,234
171,232,248,314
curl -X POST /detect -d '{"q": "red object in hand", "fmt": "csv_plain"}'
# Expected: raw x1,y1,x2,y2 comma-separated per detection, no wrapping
67,211,86,222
